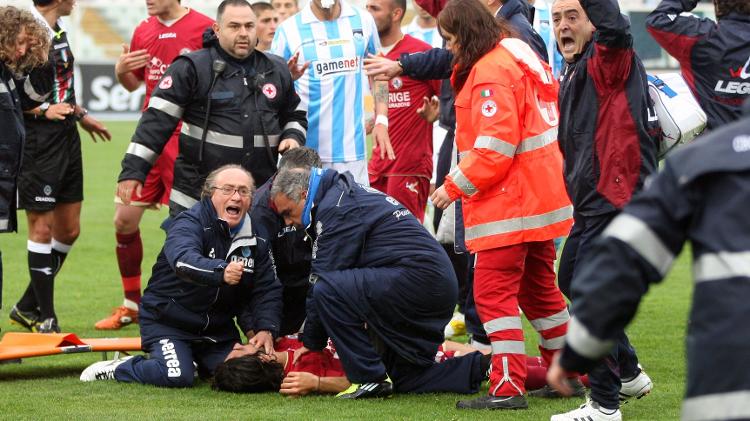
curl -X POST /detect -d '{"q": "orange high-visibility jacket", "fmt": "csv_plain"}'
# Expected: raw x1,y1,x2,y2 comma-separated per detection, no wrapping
444,39,573,252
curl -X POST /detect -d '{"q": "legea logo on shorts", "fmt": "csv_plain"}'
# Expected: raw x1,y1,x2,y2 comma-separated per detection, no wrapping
313,57,360,78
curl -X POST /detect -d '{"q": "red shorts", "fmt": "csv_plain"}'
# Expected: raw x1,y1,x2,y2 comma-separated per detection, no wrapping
117,127,179,207
369,174,430,222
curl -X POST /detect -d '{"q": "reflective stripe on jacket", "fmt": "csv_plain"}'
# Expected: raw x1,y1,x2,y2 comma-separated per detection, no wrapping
445,39,572,252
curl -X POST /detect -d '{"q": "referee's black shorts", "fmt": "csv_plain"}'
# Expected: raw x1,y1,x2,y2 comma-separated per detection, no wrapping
18,119,83,212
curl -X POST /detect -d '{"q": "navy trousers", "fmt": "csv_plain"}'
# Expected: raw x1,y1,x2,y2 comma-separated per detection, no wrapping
383,343,485,394
310,265,481,393
115,322,235,388
558,211,641,409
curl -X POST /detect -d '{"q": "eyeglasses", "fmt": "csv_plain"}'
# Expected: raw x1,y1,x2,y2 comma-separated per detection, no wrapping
212,185,252,197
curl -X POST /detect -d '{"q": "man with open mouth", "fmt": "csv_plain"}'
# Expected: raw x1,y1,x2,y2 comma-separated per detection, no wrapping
80,165,283,388
544,0,659,420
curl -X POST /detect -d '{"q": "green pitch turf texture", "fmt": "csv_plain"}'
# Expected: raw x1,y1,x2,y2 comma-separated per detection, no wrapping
0,121,690,420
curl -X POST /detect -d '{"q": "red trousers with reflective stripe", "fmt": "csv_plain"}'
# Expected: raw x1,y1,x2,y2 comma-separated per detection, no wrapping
474,240,568,396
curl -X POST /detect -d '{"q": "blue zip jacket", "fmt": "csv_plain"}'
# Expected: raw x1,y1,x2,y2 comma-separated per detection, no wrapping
140,197,282,346
301,170,457,353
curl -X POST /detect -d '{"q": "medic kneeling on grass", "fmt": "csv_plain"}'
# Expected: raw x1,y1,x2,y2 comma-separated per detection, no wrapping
261,167,488,398
80,165,282,387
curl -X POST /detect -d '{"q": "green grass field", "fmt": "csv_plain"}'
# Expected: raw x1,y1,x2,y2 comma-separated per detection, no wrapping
0,121,691,420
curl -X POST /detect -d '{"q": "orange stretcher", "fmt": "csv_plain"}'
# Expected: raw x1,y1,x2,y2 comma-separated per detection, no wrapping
0,332,141,360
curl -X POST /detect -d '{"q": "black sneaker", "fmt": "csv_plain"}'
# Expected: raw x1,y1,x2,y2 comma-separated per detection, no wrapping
456,394,528,410
9,305,40,332
528,378,587,398
337,379,393,399
34,317,61,334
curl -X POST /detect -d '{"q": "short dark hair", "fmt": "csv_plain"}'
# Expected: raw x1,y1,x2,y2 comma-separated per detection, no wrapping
212,353,285,393
32,0,55,6
393,0,407,19
251,2,275,15
714,0,750,18
278,147,322,171
217,0,253,22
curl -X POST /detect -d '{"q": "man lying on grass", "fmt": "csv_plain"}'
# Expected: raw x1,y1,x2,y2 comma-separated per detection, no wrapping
213,338,490,395
212,337,570,396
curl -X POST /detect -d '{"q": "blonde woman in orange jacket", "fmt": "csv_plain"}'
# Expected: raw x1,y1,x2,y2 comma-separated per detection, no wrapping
430,0,573,410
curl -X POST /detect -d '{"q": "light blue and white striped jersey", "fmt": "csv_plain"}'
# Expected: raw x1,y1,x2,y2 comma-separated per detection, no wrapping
532,0,563,79
402,17,443,49
271,3,380,163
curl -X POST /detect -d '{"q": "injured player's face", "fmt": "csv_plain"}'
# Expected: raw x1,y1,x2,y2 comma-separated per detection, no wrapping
213,346,286,393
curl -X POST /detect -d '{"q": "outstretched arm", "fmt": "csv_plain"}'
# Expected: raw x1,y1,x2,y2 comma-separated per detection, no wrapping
582,0,635,91
280,371,351,395
645,0,715,65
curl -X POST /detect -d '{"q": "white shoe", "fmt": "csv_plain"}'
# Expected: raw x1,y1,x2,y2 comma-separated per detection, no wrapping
551,399,622,421
444,313,466,338
80,356,134,382
620,368,653,401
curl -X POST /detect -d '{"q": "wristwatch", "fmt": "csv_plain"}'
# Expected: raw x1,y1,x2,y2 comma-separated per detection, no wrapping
38,102,50,118
75,107,89,122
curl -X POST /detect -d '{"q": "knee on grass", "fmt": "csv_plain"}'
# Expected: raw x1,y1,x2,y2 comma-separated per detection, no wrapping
156,363,195,388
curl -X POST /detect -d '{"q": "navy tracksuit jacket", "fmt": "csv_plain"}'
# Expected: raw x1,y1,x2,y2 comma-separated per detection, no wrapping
115,198,282,387
300,170,485,393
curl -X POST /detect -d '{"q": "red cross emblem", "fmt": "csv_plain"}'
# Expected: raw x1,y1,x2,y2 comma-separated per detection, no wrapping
262,83,277,99
481,100,497,117
158,75,173,90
